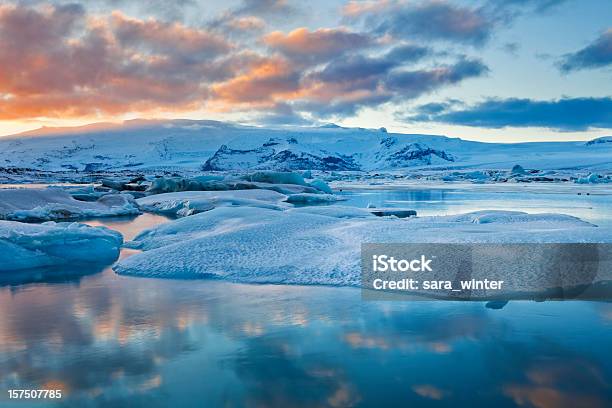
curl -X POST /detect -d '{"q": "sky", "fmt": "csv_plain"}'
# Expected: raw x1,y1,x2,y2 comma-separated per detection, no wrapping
0,0,610,142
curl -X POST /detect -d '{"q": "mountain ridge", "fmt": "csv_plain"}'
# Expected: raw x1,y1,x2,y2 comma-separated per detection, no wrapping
1,120,610,173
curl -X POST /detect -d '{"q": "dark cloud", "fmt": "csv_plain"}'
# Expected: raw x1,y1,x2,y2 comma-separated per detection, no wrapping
236,0,295,16
501,42,519,55
254,103,312,126
406,97,612,131
386,59,489,97
485,0,568,14
111,11,231,61
347,0,570,47
385,44,430,63
296,57,486,120
370,1,493,45
310,44,429,84
312,55,394,84
295,93,393,119
16,0,198,22
559,29,612,73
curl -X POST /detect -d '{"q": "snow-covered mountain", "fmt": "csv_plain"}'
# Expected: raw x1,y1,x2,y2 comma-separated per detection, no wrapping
0,119,611,173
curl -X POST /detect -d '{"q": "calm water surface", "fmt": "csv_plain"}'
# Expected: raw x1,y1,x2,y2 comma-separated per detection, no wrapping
337,187,612,227
1,188,611,407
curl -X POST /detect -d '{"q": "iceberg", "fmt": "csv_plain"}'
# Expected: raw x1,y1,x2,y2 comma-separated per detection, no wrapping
0,220,122,272
575,173,611,184
241,171,307,186
308,179,333,194
285,193,346,204
136,190,289,217
145,175,321,195
0,188,140,221
115,208,612,288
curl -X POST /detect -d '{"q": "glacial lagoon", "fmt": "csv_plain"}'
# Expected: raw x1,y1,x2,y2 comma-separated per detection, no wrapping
1,187,611,407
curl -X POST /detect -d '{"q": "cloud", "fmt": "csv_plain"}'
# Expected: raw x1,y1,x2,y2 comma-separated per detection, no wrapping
386,59,489,97
0,2,488,124
485,0,568,14
211,57,301,105
559,29,612,73
0,3,234,119
17,0,198,22
367,1,494,45
347,0,570,47
342,0,390,18
264,27,373,65
312,56,391,85
294,56,485,119
254,102,311,125
385,44,430,63
111,11,231,60
406,97,612,131
224,16,266,32
235,0,294,16
208,0,296,35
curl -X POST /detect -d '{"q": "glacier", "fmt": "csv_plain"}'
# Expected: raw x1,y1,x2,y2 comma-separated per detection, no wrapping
0,220,123,272
0,120,610,178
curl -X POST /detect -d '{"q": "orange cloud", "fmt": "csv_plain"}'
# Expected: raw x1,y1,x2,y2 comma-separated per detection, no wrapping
0,4,229,120
0,3,488,123
264,27,372,63
211,57,301,106
342,0,392,18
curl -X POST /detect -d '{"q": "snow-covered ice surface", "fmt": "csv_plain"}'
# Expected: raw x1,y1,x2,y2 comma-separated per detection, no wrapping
135,190,289,217
0,221,122,271
0,188,139,221
115,207,612,292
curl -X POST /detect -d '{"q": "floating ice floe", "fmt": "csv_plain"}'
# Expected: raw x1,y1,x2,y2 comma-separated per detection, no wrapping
0,188,140,221
415,210,594,226
0,221,122,272
146,174,325,195
308,179,333,193
136,190,289,217
115,208,612,288
575,173,611,184
285,193,346,204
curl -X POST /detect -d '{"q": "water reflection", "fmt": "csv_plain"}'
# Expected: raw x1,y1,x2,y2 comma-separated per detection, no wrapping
0,264,106,288
84,213,171,241
0,274,610,407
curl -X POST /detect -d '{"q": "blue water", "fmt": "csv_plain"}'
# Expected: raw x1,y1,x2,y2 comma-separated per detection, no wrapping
1,188,611,407
337,187,612,227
